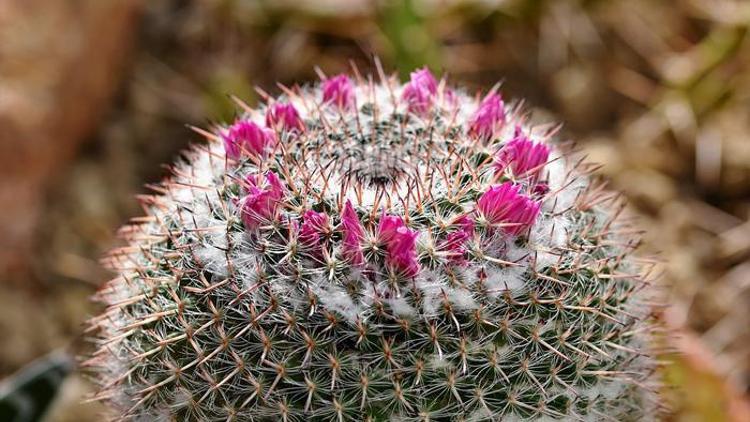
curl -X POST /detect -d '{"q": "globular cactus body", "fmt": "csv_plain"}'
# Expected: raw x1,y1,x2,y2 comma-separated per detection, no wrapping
88,67,659,421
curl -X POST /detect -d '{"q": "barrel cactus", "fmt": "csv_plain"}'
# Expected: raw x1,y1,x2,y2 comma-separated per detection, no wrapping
87,66,660,421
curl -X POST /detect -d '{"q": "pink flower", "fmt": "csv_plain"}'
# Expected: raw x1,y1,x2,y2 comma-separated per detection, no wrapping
299,210,330,248
322,74,355,109
265,103,305,132
401,67,438,115
476,182,541,236
377,214,420,277
495,127,550,179
468,93,506,140
221,120,275,159
533,182,550,196
340,200,365,265
440,215,474,265
241,171,285,230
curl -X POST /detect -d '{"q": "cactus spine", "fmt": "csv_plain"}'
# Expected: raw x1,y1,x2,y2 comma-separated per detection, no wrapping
87,66,659,421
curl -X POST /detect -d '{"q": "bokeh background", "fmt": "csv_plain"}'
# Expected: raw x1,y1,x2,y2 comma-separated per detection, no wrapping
2,0,750,420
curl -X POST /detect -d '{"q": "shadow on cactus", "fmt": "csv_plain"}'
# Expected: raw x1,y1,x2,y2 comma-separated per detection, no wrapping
85,65,663,421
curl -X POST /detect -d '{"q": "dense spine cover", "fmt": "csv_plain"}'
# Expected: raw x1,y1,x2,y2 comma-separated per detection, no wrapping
87,66,659,421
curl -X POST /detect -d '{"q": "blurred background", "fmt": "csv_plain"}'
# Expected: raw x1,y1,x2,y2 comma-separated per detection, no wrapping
1,0,750,420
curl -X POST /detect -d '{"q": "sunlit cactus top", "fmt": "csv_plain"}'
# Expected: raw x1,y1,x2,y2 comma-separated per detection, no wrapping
88,66,660,421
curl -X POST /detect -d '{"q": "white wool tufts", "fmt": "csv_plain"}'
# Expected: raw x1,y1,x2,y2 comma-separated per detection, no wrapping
530,214,569,249
193,245,229,278
427,354,452,370
445,287,478,311
534,249,562,271
415,270,446,316
484,264,527,296
385,296,416,317
312,282,362,323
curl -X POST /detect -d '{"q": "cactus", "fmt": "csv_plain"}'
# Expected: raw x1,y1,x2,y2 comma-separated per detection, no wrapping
87,66,660,421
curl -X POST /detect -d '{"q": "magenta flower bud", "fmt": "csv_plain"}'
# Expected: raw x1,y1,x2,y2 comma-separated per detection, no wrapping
532,182,550,196
496,127,551,179
241,171,285,230
222,120,276,159
299,210,330,248
266,102,305,132
440,215,475,265
468,93,506,140
322,74,355,109
476,182,540,236
401,67,438,115
340,200,365,265
377,214,420,277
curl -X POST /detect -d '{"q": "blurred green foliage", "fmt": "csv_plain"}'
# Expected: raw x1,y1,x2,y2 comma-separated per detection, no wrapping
379,0,442,75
